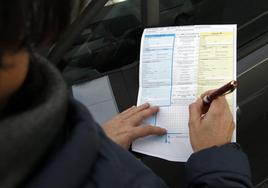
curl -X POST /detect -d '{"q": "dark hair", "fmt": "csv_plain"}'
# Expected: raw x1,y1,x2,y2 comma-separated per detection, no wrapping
0,0,78,53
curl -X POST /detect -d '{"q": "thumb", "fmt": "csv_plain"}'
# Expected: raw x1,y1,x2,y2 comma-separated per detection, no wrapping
131,125,166,140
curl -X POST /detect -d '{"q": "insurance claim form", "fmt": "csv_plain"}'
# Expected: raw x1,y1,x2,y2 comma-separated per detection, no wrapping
132,25,237,162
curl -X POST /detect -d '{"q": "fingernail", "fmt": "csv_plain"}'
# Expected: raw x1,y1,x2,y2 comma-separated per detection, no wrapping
155,126,167,134
162,129,167,134
152,106,159,111
142,103,150,107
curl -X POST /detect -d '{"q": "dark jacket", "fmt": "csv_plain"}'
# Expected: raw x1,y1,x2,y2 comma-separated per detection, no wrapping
0,55,253,188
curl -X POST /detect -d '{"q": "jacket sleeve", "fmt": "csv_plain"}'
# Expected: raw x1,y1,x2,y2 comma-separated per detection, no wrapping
186,143,253,188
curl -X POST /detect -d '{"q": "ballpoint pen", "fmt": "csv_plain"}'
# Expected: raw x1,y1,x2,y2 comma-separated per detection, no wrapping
202,80,238,113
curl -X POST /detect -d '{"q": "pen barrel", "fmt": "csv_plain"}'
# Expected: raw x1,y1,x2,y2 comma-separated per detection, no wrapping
209,89,225,101
202,103,210,114
201,80,237,114
208,81,236,101
203,95,212,104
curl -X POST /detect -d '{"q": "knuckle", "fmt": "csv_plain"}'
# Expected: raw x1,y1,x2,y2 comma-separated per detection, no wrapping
148,107,156,113
119,119,126,125
144,126,153,134
138,103,149,110
188,120,197,129
141,110,149,118
143,125,150,131
141,110,151,119
126,120,136,127
137,113,146,121
188,121,194,127
211,108,221,116
125,129,134,140
189,103,195,111
125,117,135,126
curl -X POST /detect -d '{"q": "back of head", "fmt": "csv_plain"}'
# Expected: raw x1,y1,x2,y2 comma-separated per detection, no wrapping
0,0,79,54
0,1,82,188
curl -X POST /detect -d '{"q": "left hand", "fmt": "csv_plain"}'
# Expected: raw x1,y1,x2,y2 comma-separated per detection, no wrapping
102,103,167,149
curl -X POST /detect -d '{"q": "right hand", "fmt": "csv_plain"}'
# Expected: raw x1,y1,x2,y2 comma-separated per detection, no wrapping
188,92,235,152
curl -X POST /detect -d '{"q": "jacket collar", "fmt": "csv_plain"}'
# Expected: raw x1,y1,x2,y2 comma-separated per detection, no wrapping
0,54,68,188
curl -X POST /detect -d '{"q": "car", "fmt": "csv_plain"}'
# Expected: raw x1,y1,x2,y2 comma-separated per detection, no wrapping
45,1,268,187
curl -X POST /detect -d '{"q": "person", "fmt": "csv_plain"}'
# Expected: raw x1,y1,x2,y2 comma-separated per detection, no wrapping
0,0,253,187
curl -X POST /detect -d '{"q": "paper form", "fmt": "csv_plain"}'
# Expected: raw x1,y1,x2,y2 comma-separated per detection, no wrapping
132,25,237,162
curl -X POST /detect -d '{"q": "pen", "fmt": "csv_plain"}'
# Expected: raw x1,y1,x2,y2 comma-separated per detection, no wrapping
202,80,238,113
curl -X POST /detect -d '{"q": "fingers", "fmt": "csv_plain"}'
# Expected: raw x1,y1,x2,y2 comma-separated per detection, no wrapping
189,98,203,124
128,106,159,126
119,105,136,117
120,103,150,119
131,125,166,140
200,89,217,99
207,96,229,115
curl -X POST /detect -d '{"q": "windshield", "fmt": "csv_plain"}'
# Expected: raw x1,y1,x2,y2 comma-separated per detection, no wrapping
49,0,268,77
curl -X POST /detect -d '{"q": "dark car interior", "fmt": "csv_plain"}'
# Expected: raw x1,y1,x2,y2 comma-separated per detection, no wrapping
43,0,268,187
